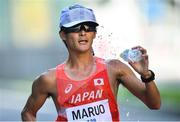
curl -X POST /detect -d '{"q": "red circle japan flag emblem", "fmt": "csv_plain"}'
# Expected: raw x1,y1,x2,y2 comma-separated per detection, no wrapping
94,78,104,86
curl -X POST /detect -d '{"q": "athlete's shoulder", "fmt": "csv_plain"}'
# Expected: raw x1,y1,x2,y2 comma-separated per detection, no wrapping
95,57,125,67
33,68,56,89
105,59,130,74
106,59,125,68
40,68,56,81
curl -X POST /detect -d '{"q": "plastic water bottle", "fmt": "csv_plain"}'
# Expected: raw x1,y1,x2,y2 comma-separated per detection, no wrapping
120,49,142,62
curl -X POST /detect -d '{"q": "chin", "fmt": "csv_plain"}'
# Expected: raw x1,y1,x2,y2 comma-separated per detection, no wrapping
78,48,91,53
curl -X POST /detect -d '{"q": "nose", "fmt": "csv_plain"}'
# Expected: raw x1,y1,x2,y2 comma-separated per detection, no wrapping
79,30,86,36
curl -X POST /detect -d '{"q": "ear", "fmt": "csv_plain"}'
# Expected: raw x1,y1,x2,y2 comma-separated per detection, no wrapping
93,32,97,39
59,31,66,41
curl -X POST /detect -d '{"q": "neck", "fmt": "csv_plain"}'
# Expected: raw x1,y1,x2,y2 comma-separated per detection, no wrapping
66,51,94,69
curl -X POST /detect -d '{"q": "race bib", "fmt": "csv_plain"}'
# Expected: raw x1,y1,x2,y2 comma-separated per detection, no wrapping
66,99,112,122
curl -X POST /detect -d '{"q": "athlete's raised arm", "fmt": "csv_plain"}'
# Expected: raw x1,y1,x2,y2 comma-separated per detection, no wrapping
108,46,161,109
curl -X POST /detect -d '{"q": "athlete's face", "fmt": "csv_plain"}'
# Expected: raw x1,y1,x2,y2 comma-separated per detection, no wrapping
60,23,97,53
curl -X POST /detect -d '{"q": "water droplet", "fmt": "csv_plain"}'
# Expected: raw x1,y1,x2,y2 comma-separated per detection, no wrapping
126,99,129,102
126,112,129,117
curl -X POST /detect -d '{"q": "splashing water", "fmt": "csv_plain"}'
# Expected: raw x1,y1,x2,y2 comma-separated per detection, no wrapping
126,99,129,102
93,25,122,60
93,25,142,60
126,112,130,117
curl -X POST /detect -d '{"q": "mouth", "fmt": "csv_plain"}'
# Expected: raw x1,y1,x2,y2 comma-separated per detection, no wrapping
78,40,88,45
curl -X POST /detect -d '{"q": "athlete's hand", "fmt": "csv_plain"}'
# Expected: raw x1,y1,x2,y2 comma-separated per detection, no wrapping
128,46,150,78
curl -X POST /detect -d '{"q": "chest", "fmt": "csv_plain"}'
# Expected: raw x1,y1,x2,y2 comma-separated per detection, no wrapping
55,61,120,121
58,70,111,105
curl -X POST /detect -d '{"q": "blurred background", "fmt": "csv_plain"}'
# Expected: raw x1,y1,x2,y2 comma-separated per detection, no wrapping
0,0,180,121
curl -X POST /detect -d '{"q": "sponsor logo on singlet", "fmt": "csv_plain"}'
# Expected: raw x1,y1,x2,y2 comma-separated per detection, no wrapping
66,99,112,121
65,84,73,94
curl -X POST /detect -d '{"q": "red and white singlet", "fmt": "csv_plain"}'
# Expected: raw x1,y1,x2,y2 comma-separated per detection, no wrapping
56,57,120,121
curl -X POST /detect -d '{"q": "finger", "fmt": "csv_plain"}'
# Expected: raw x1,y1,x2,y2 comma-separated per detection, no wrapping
131,45,141,50
142,54,148,60
128,61,134,66
128,60,134,64
131,46,147,54
128,60,139,65
139,47,147,54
